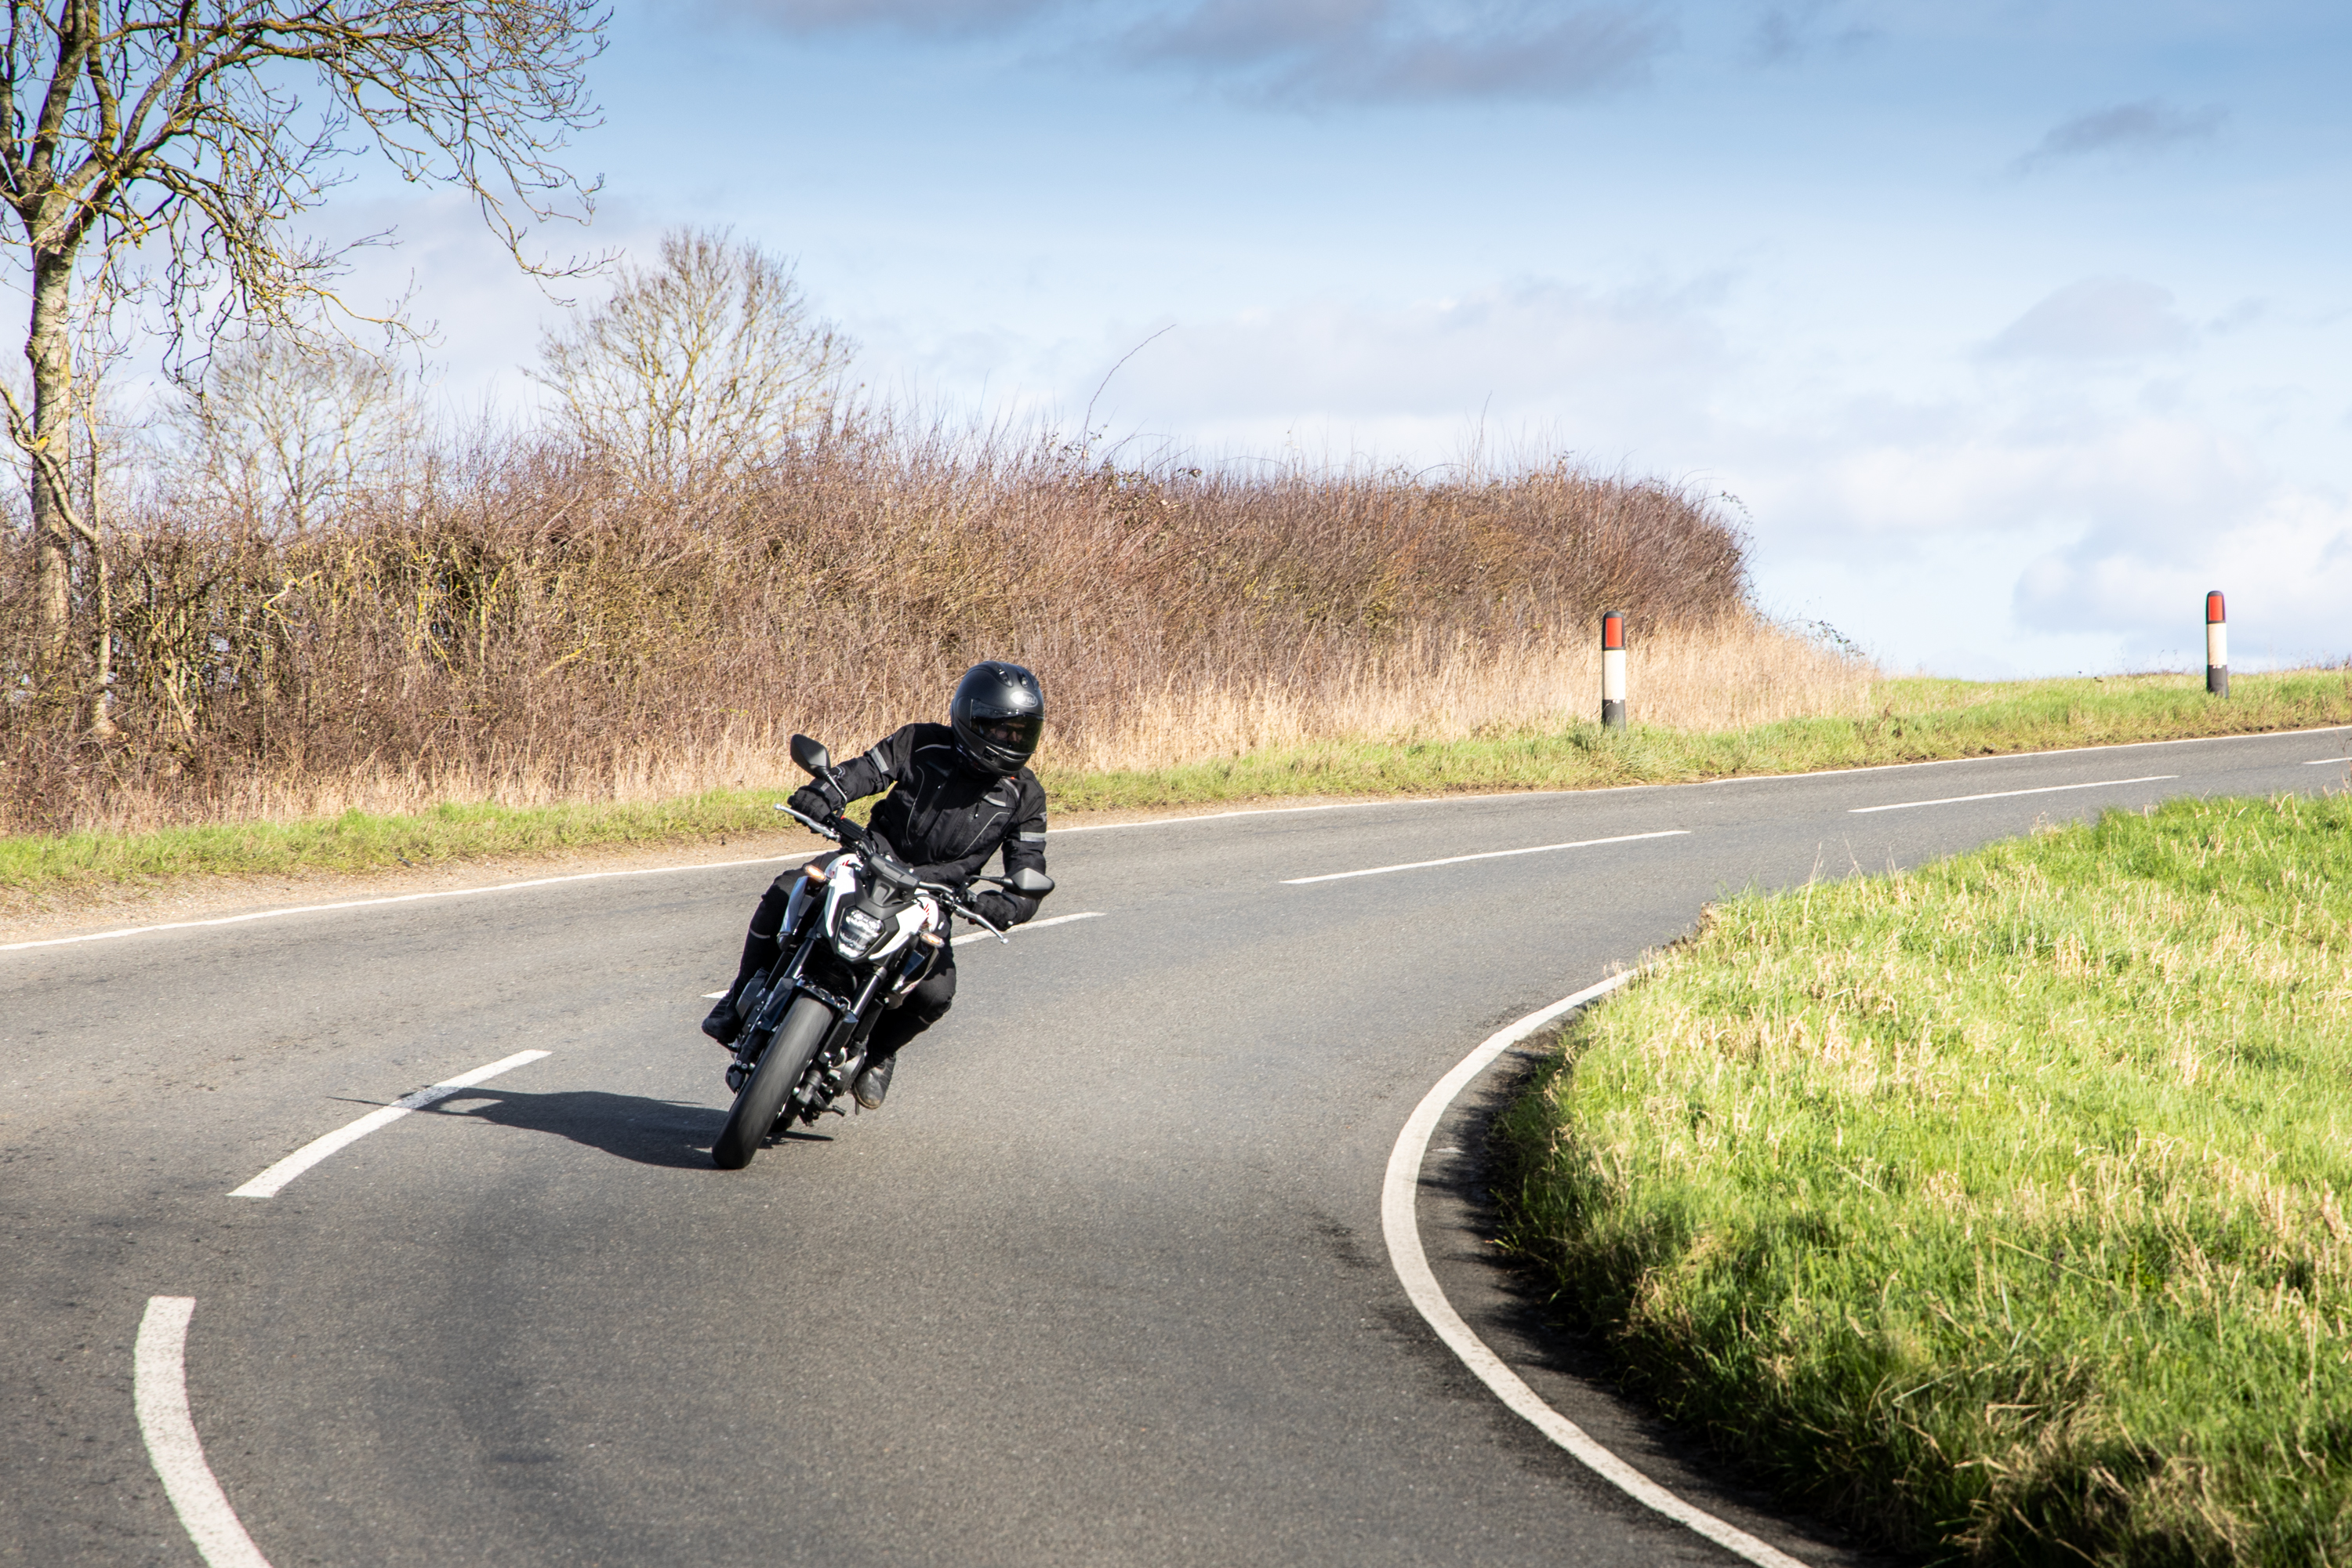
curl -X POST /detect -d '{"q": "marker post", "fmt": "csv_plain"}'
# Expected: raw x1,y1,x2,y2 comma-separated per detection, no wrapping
1601,612,1627,731
2205,591,2228,698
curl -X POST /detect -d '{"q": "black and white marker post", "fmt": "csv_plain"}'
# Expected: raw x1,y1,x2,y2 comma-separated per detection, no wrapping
2206,590,2228,698
1601,611,1628,731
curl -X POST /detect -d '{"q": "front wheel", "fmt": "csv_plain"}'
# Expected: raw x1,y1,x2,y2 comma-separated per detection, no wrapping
712,995,834,1170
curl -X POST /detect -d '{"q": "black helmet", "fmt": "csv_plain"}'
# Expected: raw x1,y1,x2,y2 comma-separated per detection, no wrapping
950,661,1044,776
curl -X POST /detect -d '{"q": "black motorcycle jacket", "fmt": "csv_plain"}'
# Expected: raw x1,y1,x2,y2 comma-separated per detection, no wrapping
823,723,1049,928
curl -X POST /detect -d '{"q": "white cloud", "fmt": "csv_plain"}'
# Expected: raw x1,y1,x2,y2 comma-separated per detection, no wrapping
1982,277,2194,361
1077,277,1730,459
2016,484,2352,665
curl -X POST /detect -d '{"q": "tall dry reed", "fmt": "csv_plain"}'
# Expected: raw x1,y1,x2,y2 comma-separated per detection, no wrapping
0,413,1860,834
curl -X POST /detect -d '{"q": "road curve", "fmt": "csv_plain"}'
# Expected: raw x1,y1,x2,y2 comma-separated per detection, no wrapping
5,728,2346,1566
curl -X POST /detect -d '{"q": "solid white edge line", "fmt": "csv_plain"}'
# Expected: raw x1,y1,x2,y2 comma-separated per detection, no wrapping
1,854,811,953
1283,829,1690,884
1069,721,2352,826
135,1297,273,1568
228,1048,552,1198
1703,720,2352,785
950,909,1105,947
20,724,2346,956
2305,757,2348,765
1847,774,2176,815
1380,977,1812,1568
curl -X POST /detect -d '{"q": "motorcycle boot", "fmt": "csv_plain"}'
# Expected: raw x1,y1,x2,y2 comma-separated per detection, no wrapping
701,976,751,1046
852,1051,895,1110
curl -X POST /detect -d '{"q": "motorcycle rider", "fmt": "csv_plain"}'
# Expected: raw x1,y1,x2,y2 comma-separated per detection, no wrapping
699,661,1050,1111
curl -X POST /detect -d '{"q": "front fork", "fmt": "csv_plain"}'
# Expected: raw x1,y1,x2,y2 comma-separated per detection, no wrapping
794,964,901,1113
725,936,924,1109
723,927,818,1092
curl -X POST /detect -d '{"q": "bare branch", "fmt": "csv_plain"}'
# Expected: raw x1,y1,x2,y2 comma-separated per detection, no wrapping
534,227,853,494
5,0,607,678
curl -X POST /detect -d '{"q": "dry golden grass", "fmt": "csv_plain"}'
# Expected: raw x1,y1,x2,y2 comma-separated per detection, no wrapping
13,615,1869,830
1062,615,1876,774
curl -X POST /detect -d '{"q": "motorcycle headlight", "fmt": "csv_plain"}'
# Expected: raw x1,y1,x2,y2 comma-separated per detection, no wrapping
835,906,885,956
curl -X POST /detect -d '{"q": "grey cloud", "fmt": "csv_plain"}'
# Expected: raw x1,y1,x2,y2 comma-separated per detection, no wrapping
1983,277,2194,362
2013,99,2225,172
2206,298,2264,335
1749,1,1875,66
725,0,1066,36
1119,1,1672,104
728,0,1670,104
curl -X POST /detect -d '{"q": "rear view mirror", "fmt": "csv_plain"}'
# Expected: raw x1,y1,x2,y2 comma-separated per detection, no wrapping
1006,867,1054,897
789,735,832,777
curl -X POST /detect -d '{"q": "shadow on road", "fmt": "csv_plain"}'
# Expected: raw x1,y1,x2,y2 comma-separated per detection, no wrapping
418,1087,731,1169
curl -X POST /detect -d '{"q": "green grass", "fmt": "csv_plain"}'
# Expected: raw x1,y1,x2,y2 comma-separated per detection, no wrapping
1495,793,2352,1565
0,790,808,895
1045,670,2352,811
4,669,2347,902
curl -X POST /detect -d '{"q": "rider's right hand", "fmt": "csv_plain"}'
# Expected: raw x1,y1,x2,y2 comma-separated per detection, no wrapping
787,784,837,822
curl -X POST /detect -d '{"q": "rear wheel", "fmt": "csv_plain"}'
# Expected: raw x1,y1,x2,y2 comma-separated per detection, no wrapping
712,996,833,1170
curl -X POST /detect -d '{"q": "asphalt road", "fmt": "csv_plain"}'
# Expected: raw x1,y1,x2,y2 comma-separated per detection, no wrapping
6,728,2348,1567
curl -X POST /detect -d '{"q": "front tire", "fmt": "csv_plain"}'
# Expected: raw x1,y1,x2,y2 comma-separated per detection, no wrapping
712,996,834,1170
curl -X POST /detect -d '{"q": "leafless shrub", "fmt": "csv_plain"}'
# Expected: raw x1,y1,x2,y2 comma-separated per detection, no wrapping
0,411,1838,835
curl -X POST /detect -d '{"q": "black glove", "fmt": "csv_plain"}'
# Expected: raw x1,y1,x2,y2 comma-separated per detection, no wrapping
787,784,837,822
969,889,1034,929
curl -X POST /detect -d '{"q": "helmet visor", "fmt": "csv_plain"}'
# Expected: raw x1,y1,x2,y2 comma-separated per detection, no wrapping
970,710,1042,759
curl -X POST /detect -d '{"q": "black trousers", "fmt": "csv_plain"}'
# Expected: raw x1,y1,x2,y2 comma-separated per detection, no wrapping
733,868,956,1062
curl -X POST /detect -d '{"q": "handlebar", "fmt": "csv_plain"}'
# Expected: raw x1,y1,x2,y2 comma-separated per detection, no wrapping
779,804,838,840
775,803,1010,941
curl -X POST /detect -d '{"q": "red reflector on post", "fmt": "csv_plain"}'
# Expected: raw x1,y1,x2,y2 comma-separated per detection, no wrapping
1601,612,1624,651
2205,590,2229,698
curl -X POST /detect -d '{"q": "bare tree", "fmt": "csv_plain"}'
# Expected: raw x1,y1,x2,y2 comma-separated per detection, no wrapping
534,227,851,492
0,0,604,692
1,250,141,730
166,335,423,533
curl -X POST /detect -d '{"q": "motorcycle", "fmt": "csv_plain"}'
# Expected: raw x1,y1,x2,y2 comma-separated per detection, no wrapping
711,733,1054,1170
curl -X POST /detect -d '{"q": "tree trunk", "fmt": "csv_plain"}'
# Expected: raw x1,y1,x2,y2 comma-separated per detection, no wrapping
27,249,75,684
85,407,114,738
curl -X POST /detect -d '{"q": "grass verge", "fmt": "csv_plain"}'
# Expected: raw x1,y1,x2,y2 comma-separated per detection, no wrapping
0,791,808,895
1494,792,2352,1565
1047,669,2352,811
4,668,2347,902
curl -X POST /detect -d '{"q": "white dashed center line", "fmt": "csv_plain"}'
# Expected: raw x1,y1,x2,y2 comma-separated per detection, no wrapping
1281,830,1689,885
951,909,1105,947
229,1049,551,1198
1848,775,2176,815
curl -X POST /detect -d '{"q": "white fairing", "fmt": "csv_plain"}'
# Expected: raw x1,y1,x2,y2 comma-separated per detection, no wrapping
818,855,946,960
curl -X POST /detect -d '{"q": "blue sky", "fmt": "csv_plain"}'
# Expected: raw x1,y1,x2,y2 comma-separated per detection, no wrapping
324,0,2351,677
